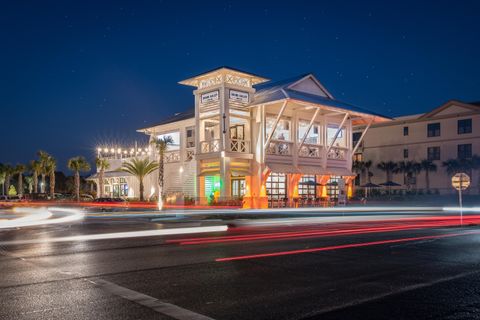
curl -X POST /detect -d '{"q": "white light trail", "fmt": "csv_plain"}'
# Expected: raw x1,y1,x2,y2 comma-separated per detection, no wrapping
443,207,480,213
0,225,228,246
0,207,84,229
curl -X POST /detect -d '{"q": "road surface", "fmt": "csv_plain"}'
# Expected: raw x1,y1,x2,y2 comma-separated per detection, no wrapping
0,207,479,319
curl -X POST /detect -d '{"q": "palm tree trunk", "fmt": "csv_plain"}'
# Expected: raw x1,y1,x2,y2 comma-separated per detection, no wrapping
99,169,104,198
41,174,46,193
18,173,23,195
425,170,430,191
158,151,164,200
33,173,38,193
50,171,55,199
139,180,144,201
5,175,10,194
75,172,80,201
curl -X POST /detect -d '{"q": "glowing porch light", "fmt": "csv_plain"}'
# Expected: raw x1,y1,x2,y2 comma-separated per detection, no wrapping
104,148,109,153
117,148,122,153
179,166,184,173
97,148,102,153
110,148,115,153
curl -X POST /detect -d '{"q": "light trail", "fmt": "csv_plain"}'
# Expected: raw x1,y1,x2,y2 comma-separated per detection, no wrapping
215,230,480,262
0,225,228,246
443,207,480,213
168,215,480,245
0,207,84,229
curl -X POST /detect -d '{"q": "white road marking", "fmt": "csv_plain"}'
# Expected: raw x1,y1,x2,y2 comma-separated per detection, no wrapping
88,278,215,320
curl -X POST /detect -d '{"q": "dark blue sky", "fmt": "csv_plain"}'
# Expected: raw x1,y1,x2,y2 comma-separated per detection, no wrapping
1,0,479,171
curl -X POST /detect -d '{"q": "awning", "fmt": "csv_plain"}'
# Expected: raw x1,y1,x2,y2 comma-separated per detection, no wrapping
198,170,220,177
266,163,301,174
231,169,252,177
328,167,355,177
297,165,328,175
86,171,133,180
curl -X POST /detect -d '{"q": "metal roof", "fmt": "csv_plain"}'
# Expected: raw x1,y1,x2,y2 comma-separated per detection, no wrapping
253,74,391,119
138,109,195,131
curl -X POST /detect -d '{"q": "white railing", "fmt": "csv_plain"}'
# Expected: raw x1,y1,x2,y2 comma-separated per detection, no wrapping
299,144,322,158
200,139,221,153
266,140,293,156
327,147,348,160
229,139,250,153
185,149,195,161
165,151,180,163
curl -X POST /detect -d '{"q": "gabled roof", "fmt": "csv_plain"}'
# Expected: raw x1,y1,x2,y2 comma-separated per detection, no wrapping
418,100,480,119
137,108,195,132
253,73,391,120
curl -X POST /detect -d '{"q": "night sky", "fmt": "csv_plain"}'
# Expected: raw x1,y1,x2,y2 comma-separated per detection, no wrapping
1,0,479,172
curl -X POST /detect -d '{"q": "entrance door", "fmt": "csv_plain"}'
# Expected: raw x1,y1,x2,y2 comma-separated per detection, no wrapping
231,178,245,198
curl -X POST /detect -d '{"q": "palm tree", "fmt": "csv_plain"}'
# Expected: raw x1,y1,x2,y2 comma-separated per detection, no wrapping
3,164,14,196
442,159,460,176
364,160,373,183
24,176,34,194
151,136,173,208
38,150,51,193
15,164,26,195
95,157,110,198
45,156,56,199
67,156,91,201
377,161,398,182
30,160,42,193
353,160,365,184
0,164,5,196
419,160,437,191
121,158,158,201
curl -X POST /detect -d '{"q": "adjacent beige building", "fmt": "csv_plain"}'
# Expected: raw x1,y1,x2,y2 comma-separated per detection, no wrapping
354,100,480,194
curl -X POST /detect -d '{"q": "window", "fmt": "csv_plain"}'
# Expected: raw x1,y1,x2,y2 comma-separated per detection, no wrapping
403,149,409,158
458,119,472,134
186,127,195,148
352,132,362,147
298,120,320,144
266,116,291,141
231,179,245,198
266,173,287,201
157,131,180,150
327,124,346,147
403,126,409,136
427,146,440,161
353,153,363,162
458,144,472,159
427,123,441,137
298,175,317,198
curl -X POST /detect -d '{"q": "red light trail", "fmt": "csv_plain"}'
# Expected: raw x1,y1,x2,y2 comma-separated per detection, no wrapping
215,230,480,262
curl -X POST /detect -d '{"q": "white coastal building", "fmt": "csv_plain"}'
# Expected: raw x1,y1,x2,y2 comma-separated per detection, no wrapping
88,67,390,207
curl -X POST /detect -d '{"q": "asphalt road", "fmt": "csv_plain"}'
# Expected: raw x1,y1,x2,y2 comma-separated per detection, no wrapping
1,208,480,320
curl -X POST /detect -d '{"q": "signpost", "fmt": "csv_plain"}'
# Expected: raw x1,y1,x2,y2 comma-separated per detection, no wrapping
451,173,470,225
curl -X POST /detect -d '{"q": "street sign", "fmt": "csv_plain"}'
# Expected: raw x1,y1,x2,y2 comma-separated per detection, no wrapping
452,173,470,191
451,172,470,225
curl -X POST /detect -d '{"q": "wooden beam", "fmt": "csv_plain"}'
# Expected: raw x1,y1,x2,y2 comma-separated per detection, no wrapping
264,100,288,149
351,117,374,155
326,113,349,154
298,108,320,150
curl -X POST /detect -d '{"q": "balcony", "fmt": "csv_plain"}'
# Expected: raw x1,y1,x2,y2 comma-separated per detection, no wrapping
229,139,250,153
327,146,348,160
298,144,322,159
165,151,180,163
266,140,293,156
200,139,221,153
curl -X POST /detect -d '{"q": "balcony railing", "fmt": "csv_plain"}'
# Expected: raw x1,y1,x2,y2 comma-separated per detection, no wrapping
165,151,180,163
200,139,221,153
266,140,293,156
327,146,348,160
298,144,322,158
185,148,195,161
229,139,250,153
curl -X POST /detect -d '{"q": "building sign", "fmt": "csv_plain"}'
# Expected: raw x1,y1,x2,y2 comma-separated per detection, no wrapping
201,90,219,104
229,90,249,103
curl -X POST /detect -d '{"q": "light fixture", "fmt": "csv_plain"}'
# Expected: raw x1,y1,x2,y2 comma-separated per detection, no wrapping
117,148,122,153
104,148,109,153
110,148,115,153
179,166,184,173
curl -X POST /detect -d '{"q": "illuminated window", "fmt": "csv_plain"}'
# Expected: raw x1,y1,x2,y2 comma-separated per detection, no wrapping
157,131,180,150
266,173,287,200
266,116,291,141
327,124,346,147
298,175,316,198
298,120,320,144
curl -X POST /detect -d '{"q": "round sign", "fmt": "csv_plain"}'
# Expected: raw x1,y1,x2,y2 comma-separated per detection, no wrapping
452,173,470,191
